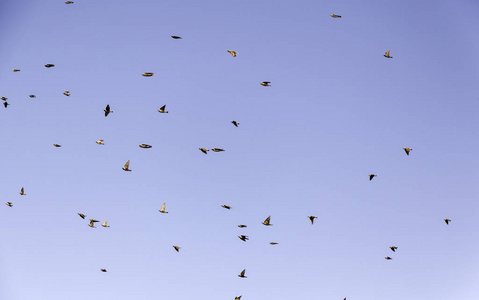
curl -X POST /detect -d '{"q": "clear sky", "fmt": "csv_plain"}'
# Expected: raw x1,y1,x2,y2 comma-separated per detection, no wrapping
1,0,479,299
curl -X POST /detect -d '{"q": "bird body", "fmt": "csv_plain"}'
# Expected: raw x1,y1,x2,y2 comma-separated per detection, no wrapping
88,221,96,228
53,144,62,147
211,148,225,152
78,213,86,219
96,139,104,145
20,187,26,196
100,269,107,272
29,95,36,98
102,221,110,227
270,242,278,245
63,91,70,96
227,50,237,57
122,160,132,171
384,50,393,58
199,148,209,154
238,235,249,242
139,144,152,148
369,174,377,181
159,203,168,213
6,202,13,207
238,269,247,278
45,64,55,68
4,102,9,108
142,72,154,77
158,105,168,113
12,69,20,72
263,216,272,226
171,36,182,39
238,225,247,228
330,14,342,18
104,104,112,117
221,205,231,209
385,256,392,260
308,216,317,224
260,81,271,86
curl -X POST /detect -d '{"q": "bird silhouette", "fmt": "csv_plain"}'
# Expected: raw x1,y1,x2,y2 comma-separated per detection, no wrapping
102,221,110,228
231,121,239,127
171,36,182,39
384,50,393,58
96,139,105,145
263,216,272,226
139,144,152,148
173,246,181,252
308,216,317,224
221,205,231,209
390,246,398,252
158,105,168,113
199,148,209,154
444,219,451,225
330,14,342,18
403,148,412,155
238,269,247,278
159,203,168,214
260,81,271,86
227,50,237,57
104,104,112,117
122,160,132,172
78,213,86,219
142,72,154,77
6,202,13,207
238,235,249,242
19,187,26,195
369,174,377,181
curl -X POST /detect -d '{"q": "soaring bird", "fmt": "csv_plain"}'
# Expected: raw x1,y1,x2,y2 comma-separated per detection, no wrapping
96,139,104,145
308,216,317,224
262,216,272,226
139,144,152,148
227,50,237,57
65,1,74,3
238,235,249,242
29,95,36,98
211,148,225,152
1,97,7,101
390,246,398,252
102,221,110,228
199,148,209,154
20,187,26,196
330,14,342,18
158,105,168,113
159,203,168,213
53,144,62,147
238,225,247,228
260,81,271,86
171,36,182,39
235,296,242,300
45,64,55,68
231,121,239,127
3,102,9,108
100,269,107,272
122,160,132,172
369,174,377,181
444,218,451,225
221,205,231,210
6,202,13,207
385,256,392,260
270,242,278,245
104,104,112,117
12,69,20,72
238,269,247,278
63,91,70,96
142,72,154,77
403,148,412,155
384,50,393,58
78,213,86,219
173,246,181,252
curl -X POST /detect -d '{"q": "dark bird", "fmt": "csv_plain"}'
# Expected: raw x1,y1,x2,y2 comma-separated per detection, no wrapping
227,50,237,57
385,256,392,260
403,147,412,155
142,72,154,77
45,64,55,68
65,1,74,3
104,104,112,117
238,225,247,228
199,148,209,154
390,246,398,252
221,205,231,210
263,216,272,226
63,91,70,96
29,95,36,98
270,242,278,245
171,36,182,39
4,102,10,108
369,174,377,181
122,160,132,172
100,269,107,272
158,105,168,113
20,187,26,196
238,235,249,242
260,81,271,86
53,144,62,147
238,269,247,278
173,246,181,252
12,69,20,72
330,14,342,18
308,216,317,224
211,148,225,152
384,50,393,58
78,213,86,219
139,144,152,148
6,202,13,207
231,121,239,127
444,218,451,225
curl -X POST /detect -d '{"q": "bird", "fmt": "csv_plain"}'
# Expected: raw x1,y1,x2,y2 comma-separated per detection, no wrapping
12,69,20,72
403,148,412,155
1,97,7,101
260,81,271,86
270,242,278,245
104,104,112,117
96,139,104,145
63,91,70,96
199,148,209,154
158,105,168,113
238,269,247,278
211,148,225,152
122,160,132,172
139,144,152,148
142,72,154,77
29,95,36,98
65,1,74,3
384,50,393,58
235,296,242,300
330,14,342,18
369,174,377,181
444,218,451,225
227,50,237,57
53,144,62,147
88,221,97,228
173,246,181,252
263,216,272,226
6,202,13,207
385,256,392,260
308,216,317,224
4,102,10,108
221,205,231,209
159,203,168,213
238,235,249,242
171,36,182,39
90,219,100,223
102,221,110,228
231,121,239,127
19,187,26,196
390,246,398,252
100,269,107,272
238,225,247,228
45,64,55,68
78,213,86,219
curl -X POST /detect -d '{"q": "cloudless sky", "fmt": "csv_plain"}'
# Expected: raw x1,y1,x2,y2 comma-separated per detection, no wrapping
1,0,479,299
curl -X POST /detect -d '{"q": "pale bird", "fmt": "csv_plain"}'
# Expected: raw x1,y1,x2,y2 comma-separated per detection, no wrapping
12,69,20,72
104,104,112,117
6,202,13,207
199,148,209,154
403,147,412,155
63,91,70,96
78,213,86,219
390,246,398,252
270,242,278,245
238,225,247,228
53,144,62,147
142,72,154,77
173,246,181,252
221,205,231,210
262,215,272,226
20,187,26,196
96,139,104,145
102,221,110,228
308,216,317,224
45,64,55,68
100,269,107,272
88,221,97,228
385,256,392,260
122,160,132,171
159,203,168,213
444,218,451,225
171,36,182,39
231,121,239,127
384,50,393,58
238,235,249,242
260,81,271,86
139,144,152,148
227,50,237,57
330,14,342,18
238,269,247,278
369,174,377,181
29,95,36,98
211,148,225,152
158,105,168,113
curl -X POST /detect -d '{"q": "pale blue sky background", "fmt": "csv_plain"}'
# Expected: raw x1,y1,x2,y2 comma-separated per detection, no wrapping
1,0,478,299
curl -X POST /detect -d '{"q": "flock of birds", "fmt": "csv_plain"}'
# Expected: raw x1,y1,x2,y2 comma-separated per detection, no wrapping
2,4,456,300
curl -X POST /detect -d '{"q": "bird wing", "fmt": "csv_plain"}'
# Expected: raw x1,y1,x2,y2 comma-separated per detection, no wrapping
161,203,166,211
160,105,166,110
124,160,130,168
264,216,271,224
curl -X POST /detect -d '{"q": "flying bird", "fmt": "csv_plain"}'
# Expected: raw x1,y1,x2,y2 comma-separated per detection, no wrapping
238,235,249,242
444,218,451,225
88,221,97,228
403,148,412,155
29,95,36,98
45,64,55,68
1,97,7,101
308,216,317,224
102,221,110,228
390,246,398,252
78,213,86,219
19,187,26,196
227,50,237,57
122,160,132,172
330,14,342,18
158,105,168,113
53,144,62,147
231,121,239,127
96,139,104,145
263,216,272,226
260,81,271,86
159,203,168,213
65,1,74,3
12,69,20,72
142,72,154,77
104,104,112,117
384,50,393,58
385,256,392,260
235,296,242,300
238,269,247,278
139,144,152,148
211,148,225,152
369,174,377,181
173,246,181,252
171,36,182,39
3,102,9,108
221,205,231,209
238,225,247,228
199,148,209,154
100,269,107,272
270,242,278,245
63,91,70,96
6,202,13,207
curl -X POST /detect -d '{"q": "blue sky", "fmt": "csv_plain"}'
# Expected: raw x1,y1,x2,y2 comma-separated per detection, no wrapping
1,0,478,299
